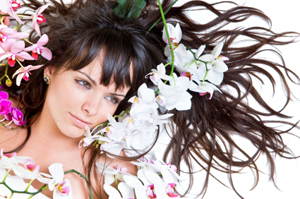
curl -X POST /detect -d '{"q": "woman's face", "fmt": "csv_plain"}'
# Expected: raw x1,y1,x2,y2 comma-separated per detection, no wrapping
43,57,130,139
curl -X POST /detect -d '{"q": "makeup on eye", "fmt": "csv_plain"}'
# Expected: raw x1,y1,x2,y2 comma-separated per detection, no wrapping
104,96,120,104
75,79,92,90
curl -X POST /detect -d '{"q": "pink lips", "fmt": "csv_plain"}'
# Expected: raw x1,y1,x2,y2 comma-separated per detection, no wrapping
69,113,91,129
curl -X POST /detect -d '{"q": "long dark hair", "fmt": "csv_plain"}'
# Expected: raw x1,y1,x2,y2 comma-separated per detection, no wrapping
1,0,299,198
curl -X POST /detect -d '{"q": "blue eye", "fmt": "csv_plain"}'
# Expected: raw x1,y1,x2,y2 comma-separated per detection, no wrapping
76,79,91,90
105,96,119,104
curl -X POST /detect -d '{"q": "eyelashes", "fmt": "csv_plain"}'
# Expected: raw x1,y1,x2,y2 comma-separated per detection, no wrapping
75,79,120,104
76,79,91,90
104,96,119,104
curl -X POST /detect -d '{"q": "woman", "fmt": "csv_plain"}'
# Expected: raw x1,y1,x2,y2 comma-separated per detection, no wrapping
0,0,299,198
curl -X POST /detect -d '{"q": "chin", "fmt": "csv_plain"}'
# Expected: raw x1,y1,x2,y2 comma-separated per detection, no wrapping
60,125,86,139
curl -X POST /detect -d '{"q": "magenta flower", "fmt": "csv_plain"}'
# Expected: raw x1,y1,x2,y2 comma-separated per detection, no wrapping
0,0,23,24
0,40,34,67
32,4,49,36
0,91,9,100
25,34,52,60
0,26,29,43
13,64,44,86
10,107,26,126
0,99,12,115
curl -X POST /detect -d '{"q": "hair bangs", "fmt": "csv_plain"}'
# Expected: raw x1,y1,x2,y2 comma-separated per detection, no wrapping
100,29,133,90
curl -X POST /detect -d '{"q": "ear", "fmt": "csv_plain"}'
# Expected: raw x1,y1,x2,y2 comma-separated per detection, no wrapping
44,66,55,77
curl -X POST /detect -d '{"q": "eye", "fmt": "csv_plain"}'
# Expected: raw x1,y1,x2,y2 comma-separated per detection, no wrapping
76,79,91,90
105,96,119,104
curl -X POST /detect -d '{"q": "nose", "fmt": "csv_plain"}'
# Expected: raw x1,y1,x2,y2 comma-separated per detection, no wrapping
82,95,101,116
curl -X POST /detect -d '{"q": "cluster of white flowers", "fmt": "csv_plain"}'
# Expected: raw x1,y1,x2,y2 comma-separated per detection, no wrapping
0,149,72,199
98,158,184,199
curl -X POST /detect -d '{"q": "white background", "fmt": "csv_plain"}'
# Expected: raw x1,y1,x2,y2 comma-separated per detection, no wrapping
182,0,300,198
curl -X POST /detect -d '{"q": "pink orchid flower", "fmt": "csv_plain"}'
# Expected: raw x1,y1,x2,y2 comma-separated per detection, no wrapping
0,40,34,67
0,0,23,24
32,4,49,36
0,99,12,115
0,91,11,115
25,34,52,60
12,64,44,86
5,107,26,126
0,26,29,43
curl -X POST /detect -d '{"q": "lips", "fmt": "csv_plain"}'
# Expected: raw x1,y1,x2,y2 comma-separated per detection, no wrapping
69,113,91,129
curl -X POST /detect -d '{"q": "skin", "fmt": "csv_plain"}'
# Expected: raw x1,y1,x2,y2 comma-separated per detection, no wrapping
0,55,137,198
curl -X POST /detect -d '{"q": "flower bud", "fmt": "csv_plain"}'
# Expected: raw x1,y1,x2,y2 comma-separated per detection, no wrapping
5,79,12,87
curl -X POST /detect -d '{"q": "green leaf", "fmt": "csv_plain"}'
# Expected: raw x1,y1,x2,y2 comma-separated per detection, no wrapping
114,0,147,18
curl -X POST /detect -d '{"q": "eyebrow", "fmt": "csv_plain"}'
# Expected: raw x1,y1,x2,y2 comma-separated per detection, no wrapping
77,71,126,97
78,71,97,86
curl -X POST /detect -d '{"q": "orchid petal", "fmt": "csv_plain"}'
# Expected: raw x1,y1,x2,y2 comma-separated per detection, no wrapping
49,163,64,182
0,91,9,100
118,182,135,199
17,52,34,61
0,0,10,13
206,72,224,85
11,41,25,54
15,72,25,86
9,32,29,40
123,175,144,189
38,34,49,46
103,184,122,199
212,43,224,59
0,52,12,61
213,59,228,72
40,47,52,60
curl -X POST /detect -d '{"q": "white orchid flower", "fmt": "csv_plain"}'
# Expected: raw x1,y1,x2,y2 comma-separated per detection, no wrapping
12,64,44,86
163,23,186,58
146,63,172,85
0,149,25,169
129,83,158,121
48,163,73,199
96,162,133,185
79,125,101,148
12,159,50,184
198,43,229,85
104,183,134,199
189,80,221,100
157,76,192,111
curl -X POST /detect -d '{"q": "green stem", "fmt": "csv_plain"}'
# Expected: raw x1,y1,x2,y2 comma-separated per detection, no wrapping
16,59,24,68
23,38,34,45
2,168,12,182
157,0,175,78
0,181,48,195
24,179,34,192
0,65,9,83
202,63,210,83
113,109,130,119
147,0,179,32
64,169,93,199
8,192,14,199
115,175,118,188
